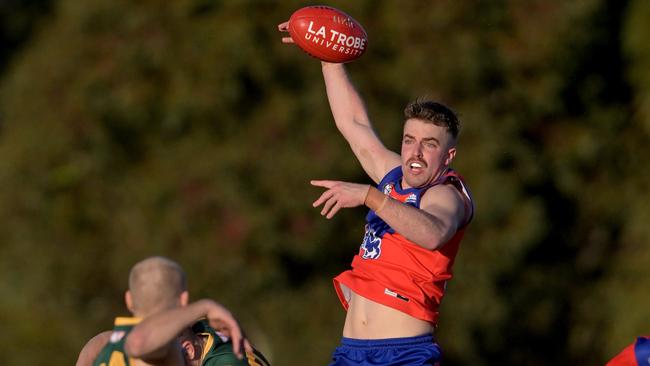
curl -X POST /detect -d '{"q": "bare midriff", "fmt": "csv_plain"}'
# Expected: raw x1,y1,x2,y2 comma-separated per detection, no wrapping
342,291,433,339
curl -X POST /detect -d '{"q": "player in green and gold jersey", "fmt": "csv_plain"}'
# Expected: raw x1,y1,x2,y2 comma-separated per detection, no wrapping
127,300,271,366
77,257,251,366
91,317,143,366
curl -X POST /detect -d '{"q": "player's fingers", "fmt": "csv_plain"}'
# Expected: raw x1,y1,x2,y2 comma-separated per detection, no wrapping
321,197,337,216
310,180,335,188
244,338,253,355
326,202,342,219
209,311,235,333
210,318,226,331
312,189,333,207
228,325,244,359
235,339,247,360
232,338,243,359
281,36,294,44
278,21,289,31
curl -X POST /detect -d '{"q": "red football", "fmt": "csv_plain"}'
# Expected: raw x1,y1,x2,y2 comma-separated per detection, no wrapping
288,5,368,63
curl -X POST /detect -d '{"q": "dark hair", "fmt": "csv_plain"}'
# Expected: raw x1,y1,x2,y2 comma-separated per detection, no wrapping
404,98,460,139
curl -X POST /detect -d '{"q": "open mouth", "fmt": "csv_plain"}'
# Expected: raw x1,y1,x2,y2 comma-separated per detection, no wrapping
407,160,426,173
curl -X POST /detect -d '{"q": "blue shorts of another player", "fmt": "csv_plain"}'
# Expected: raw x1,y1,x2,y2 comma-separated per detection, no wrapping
329,334,441,366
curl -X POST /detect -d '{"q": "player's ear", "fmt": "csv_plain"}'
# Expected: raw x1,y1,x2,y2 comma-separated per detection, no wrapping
445,147,457,166
125,291,135,313
181,339,196,361
179,290,189,307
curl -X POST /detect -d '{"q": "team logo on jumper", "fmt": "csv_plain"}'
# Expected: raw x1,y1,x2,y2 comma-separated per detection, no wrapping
405,193,417,204
109,331,126,343
361,227,381,259
383,184,394,195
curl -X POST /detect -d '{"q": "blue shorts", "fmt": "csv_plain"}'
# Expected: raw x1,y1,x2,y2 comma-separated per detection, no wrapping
328,334,441,366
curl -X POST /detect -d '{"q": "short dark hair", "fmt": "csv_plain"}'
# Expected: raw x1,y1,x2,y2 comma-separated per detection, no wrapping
404,98,460,139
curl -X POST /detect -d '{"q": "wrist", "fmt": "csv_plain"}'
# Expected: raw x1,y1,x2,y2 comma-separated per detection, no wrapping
321,61,342,69
364,187,389,213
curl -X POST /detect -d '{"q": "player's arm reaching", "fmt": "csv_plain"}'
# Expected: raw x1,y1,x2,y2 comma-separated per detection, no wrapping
125,299,252,363
278,22,399,183
311,180,467,250
279,19,467,251
319,63,400,183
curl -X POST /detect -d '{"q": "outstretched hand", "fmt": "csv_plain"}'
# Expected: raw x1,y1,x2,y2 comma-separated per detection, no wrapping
277,21,294,43
206,302,253,359
311,180,369,219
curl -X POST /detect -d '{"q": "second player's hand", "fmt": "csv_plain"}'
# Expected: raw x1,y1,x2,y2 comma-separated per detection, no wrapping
205,301,253,359
311,180,369,219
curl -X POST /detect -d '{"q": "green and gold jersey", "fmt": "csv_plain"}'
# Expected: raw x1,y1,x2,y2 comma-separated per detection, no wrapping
193,320,270,366
92,317,141,366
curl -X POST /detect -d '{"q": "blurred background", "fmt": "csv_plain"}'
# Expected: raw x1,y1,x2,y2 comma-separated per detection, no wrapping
1,0,649,365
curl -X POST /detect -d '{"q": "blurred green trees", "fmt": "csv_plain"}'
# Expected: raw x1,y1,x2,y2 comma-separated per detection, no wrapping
0,0,648,365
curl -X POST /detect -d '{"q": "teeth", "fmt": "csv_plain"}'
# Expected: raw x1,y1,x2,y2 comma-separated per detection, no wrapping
410,162,422,168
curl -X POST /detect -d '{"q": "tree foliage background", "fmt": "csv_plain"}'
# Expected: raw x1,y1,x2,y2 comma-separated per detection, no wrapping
1,0,649,365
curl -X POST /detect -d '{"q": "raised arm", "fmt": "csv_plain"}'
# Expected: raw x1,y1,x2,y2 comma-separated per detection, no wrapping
320,62,399,183
278,21,399,183
125,299,251,363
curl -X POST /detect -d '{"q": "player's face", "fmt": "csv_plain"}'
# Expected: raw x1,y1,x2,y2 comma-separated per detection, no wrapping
400,118,456,189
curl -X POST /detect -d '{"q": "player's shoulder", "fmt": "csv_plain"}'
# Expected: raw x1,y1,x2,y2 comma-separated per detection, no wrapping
423,168,472,205
77,330,113,366
420,181,468,221
422,181,464,203
249,350,271,366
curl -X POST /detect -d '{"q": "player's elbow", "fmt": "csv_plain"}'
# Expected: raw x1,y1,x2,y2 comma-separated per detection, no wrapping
420,237,444,250
419,226,454,250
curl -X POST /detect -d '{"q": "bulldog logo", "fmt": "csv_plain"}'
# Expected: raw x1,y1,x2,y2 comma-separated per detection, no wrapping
361,227,382,259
